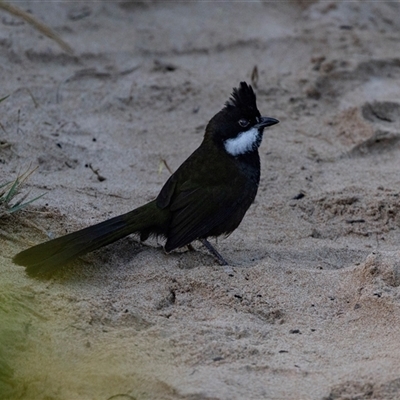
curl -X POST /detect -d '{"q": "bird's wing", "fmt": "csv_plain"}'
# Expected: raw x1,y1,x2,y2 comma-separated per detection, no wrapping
155,144,254,252
163,182,243,252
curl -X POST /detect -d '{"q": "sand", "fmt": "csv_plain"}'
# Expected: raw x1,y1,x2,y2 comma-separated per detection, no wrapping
1,1,400,399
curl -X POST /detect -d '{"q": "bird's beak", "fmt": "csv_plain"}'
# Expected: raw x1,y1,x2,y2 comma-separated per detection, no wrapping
255,116,279,129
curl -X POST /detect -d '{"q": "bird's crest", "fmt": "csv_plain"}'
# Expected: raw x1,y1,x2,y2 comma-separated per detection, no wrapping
225,82,258,112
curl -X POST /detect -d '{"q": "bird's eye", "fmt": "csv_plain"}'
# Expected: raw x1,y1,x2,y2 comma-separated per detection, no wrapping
238,119,249,128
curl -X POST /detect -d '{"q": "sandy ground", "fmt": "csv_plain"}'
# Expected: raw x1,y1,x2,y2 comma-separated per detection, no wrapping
1,1,400,399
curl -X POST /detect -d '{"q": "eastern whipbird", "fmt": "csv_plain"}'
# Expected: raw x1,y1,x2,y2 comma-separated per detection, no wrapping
13,82,279,275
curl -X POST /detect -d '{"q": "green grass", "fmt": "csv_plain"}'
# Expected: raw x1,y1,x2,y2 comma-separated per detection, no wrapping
0,168,45,216
1,96,45,215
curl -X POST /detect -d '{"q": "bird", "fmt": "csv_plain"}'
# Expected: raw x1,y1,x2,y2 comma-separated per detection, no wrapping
13,82,279,275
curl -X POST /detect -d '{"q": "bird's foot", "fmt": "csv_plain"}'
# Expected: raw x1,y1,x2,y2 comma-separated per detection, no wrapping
199,238,229,266
186,243,196,252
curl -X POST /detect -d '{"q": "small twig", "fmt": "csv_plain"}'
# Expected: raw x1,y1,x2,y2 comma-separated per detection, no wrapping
16,109,25,135
251,65,259,89
88,163,106,182
159,158,174,175
0,141,11,148
0,1,74,54
25,88,39,108
0,95,9,133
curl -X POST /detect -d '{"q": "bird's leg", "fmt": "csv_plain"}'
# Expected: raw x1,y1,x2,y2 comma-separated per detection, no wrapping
199,238,229,266
186,243,196,252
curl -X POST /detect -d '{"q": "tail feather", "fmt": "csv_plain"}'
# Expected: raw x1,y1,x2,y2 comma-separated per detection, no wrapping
13,201,166,275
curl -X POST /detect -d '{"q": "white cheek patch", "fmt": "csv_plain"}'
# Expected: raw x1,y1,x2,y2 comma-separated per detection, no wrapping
224,127,261,156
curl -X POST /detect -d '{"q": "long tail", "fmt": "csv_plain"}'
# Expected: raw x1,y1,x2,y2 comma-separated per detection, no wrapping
13,201,167,275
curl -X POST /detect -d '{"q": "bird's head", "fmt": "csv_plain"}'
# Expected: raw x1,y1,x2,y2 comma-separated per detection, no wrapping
206,82,279,156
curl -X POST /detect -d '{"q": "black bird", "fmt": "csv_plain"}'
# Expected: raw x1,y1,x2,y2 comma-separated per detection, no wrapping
13,82,279,275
